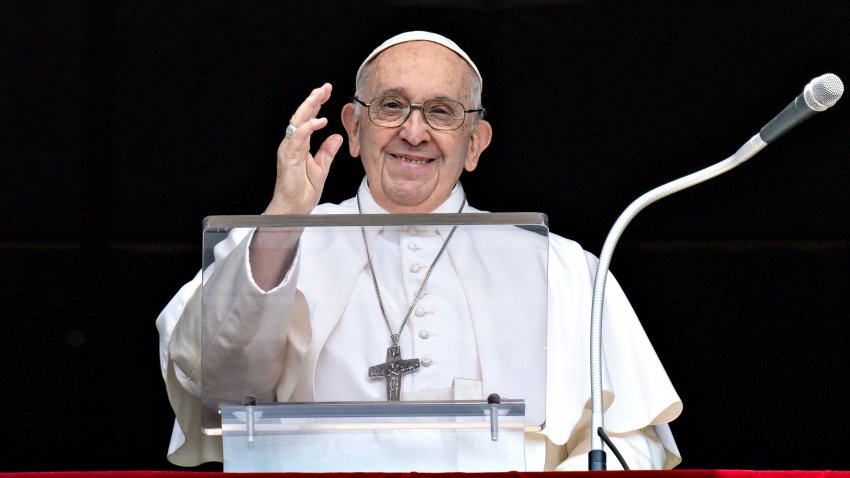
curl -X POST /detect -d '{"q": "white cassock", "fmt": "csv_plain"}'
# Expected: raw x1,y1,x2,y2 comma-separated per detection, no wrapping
156,178,683,471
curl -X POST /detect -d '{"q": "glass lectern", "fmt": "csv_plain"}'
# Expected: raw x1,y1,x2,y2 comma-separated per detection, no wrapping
199,213,549,472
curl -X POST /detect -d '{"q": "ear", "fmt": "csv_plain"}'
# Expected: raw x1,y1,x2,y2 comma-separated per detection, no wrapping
341,103,361,157
463,119,492,172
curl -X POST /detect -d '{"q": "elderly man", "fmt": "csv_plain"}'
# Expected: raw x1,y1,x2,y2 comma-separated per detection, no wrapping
157,31,682,470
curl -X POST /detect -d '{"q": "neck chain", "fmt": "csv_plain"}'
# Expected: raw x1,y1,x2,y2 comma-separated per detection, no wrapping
358,191,465,400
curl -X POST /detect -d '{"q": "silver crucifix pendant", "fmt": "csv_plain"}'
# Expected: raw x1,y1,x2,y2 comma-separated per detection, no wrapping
368,344,420,400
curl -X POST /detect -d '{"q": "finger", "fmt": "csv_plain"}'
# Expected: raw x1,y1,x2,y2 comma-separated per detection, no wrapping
282,117,329,156
306,134,344,195
290,83,333,127
315,134,344,170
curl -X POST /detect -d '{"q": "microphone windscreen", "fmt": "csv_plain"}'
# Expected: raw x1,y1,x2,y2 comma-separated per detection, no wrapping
804,73,844,111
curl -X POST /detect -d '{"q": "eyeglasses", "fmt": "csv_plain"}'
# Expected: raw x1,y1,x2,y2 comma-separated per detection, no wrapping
353,96,484,131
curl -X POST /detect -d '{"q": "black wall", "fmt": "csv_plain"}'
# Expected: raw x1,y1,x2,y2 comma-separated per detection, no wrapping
2,0,848,472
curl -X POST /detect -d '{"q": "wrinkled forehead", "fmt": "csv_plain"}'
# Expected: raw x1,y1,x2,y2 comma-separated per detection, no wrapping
359,41,477,101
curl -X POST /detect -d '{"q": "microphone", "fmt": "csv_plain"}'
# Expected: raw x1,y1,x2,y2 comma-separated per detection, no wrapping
588,73,843,470
760,73,844,143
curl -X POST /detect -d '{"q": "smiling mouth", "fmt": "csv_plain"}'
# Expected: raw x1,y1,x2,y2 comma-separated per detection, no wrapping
391,153,433,165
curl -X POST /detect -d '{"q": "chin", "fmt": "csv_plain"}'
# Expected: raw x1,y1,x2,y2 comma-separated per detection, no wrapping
382,190,433,212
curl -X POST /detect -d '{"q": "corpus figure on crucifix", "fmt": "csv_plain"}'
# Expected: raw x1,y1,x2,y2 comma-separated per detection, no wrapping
368,344,420,401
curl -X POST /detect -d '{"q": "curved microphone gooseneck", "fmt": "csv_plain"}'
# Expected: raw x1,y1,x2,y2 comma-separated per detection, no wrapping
588,73,844,471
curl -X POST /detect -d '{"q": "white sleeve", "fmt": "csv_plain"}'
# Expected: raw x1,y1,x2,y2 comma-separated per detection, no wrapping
543,234,682,470
155,227,304,466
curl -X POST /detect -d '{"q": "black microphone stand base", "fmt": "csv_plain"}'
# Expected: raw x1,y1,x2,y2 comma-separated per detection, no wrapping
589,449,607,471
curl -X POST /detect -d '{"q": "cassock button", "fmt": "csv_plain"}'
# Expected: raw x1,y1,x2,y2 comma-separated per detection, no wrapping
414,307,426,317
421,357,433,366
409,263,423,273
418,329,430,339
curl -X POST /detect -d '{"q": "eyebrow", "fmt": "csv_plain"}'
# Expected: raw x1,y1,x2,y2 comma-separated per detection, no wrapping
375,88,461,102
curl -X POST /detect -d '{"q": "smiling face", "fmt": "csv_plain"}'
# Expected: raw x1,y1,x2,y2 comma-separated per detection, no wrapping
341,41,492,213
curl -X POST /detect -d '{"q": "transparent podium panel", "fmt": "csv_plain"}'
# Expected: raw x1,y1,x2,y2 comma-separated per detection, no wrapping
200,213,549,471
220,400,526,472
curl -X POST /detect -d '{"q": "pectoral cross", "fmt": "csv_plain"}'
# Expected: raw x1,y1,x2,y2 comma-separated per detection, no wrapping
368,344,420,401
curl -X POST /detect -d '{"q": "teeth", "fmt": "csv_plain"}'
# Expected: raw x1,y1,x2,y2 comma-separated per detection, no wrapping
396,155,428,164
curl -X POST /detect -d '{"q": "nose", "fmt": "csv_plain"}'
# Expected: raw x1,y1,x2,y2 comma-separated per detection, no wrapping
398,106,431,145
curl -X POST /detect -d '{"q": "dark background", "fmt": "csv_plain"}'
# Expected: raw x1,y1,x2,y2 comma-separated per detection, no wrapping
2,0,848,472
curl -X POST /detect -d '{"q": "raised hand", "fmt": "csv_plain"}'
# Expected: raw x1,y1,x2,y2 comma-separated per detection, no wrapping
251,84,344,290
264,83,344,215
